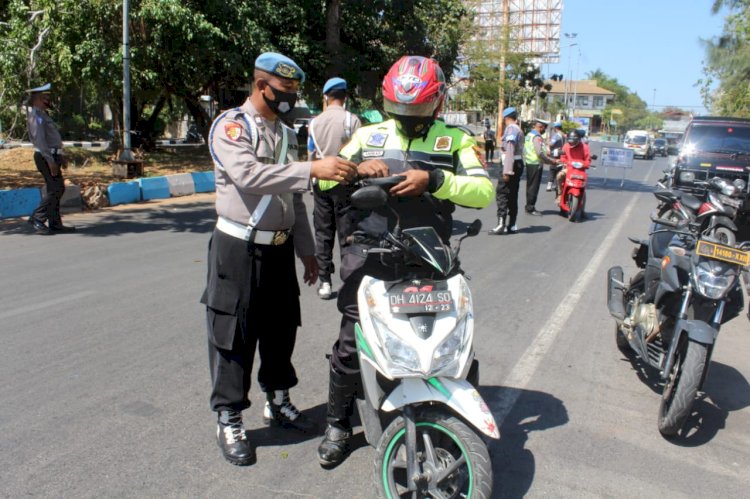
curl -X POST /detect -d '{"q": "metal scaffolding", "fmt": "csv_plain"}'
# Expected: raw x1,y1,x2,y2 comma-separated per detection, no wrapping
469,0,563,63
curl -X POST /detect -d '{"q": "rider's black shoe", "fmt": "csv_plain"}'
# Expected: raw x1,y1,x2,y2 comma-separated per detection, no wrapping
216,410,255,466
318,424,352,467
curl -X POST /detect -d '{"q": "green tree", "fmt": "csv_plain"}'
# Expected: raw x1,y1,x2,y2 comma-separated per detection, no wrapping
698,0,750,116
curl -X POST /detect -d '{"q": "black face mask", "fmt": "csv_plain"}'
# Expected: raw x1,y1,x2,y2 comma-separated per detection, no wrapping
393,115,434,139
262,83,298,116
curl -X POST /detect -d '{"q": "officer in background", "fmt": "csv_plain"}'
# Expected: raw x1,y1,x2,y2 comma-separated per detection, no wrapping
523,118,556,216
316,56,493,467
307,77,362,300
201,52,358,466
26,83,74,234
489,107,524,235
547,121,564,192
483,124,496,163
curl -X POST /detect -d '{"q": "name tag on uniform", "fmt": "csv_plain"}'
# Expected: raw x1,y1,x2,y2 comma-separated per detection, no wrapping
434,136,452,151
366,132,388,148
363,150,385,158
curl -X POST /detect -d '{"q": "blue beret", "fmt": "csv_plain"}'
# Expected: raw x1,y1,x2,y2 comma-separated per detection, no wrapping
255,52,305,83
552,121,562,128
502,107,516,118
323,77,347,94
27,83,52,93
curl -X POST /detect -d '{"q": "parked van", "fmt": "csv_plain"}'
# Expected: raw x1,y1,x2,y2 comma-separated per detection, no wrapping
624,130,654,159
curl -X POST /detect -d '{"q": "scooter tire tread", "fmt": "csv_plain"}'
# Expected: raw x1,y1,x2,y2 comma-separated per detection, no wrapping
657,339,708,437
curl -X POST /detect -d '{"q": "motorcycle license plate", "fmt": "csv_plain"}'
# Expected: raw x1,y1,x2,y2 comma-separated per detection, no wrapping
696,240,750,266
388,283,453,314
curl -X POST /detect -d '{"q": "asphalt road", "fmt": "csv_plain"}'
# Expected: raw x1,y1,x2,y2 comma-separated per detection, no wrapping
1,146,749,498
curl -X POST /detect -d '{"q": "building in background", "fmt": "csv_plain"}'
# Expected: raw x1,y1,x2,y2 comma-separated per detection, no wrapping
544,79,615,133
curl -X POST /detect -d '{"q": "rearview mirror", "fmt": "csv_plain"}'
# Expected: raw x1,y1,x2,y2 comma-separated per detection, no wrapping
466,219,482,237
350,185,388,210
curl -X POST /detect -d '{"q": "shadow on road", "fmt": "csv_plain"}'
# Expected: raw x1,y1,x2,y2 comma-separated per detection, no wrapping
0,201,216,237
245,402,326,448
480,386,569,499
620,345,750,445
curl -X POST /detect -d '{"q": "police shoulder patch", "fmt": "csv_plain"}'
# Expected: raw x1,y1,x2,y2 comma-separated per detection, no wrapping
366,132,388,148
224,122,243,141
434,136,453,151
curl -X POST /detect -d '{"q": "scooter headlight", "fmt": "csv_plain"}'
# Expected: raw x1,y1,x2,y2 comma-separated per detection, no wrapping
372,316,421,374
457,277,473,320
692,260,736,299
430,316,470,376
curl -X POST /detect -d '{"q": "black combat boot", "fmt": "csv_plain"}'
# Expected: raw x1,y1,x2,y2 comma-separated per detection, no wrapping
318,367,359,467
263,389,318,433
216,410,255,466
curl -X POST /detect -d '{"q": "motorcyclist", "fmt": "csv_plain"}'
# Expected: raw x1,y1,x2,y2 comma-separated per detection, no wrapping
556,130,591,204
316,55,494,468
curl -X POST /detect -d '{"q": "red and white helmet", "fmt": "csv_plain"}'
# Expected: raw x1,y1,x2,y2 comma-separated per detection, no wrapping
382,56,446,117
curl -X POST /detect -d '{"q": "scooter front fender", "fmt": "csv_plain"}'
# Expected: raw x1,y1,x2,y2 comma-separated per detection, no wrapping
381,377,500,439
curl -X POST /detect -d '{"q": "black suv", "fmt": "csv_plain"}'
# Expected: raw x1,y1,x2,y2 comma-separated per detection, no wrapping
672,116,750,214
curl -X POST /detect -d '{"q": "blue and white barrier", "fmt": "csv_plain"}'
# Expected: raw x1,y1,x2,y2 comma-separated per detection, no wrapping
166,173,195,197
137,177,171,201
0,188,41,218
107,181,141,206
191,172,215,193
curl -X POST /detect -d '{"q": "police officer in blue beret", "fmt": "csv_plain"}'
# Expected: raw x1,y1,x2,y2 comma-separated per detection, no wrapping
26,83,75,234
201,52,358,466
308,77,361,300
489,107,525,234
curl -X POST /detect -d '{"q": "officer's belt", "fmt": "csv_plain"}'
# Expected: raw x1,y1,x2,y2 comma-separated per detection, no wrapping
34,148,63,155
216,216,290,246
514,155,523,160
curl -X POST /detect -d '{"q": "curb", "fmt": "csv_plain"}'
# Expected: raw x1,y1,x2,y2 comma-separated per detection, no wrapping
1,171,215,219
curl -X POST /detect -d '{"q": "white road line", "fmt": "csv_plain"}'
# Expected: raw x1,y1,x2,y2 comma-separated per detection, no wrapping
489,162,657,424
0,290,96,321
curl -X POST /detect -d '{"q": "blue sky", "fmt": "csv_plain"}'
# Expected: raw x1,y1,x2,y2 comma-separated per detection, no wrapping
545,0,727,114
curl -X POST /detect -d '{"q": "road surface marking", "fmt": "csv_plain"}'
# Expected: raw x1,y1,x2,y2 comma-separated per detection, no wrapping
0,290,96,321
490,162,656,424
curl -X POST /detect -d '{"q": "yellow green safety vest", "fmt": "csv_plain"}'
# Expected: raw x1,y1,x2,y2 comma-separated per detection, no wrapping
524,132,541,164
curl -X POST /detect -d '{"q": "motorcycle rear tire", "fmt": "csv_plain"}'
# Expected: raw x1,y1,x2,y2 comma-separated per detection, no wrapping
375,408,493,499
568,195,579,222
657,338,708,437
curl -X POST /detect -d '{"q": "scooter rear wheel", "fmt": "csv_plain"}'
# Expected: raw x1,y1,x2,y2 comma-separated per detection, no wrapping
375,408,493,499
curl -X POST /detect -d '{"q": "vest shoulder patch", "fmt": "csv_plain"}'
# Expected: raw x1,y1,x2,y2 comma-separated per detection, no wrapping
434,136,453,151
366,132,388,148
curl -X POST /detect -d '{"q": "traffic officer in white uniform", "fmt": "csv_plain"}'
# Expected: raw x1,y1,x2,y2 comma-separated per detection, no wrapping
201,52,357,466
26,83,74,234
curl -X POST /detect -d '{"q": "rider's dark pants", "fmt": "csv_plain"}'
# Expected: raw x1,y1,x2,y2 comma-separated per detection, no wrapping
313,183,351,284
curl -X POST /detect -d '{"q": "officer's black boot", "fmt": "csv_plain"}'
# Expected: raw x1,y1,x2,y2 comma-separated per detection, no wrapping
216,410,255,466
488,216,506,235
318,367,359,467
263,389,318,434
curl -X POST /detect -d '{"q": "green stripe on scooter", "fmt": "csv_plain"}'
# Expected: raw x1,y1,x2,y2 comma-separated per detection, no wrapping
355,322,374,359
427,377,451,398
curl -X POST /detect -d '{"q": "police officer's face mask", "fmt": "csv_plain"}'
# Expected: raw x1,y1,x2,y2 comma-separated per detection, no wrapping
393,114,434,139
261,81,298,116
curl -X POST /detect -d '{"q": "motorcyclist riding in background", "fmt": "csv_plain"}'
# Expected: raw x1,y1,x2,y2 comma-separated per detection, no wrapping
316,55,494,468
556,130,591,200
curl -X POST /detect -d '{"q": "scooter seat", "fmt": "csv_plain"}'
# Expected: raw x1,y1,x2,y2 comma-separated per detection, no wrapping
654,189,680,203
680,193,703,211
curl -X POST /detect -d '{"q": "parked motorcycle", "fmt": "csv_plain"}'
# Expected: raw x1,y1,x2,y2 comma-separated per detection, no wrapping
348,177,498,498
654,176,747,246
607,207,749,436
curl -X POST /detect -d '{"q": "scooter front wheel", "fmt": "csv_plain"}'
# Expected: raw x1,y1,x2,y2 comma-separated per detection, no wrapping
568,195,579,222
375,408,493,499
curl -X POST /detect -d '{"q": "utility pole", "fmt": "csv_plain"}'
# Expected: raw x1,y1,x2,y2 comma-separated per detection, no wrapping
562,33,577,119
652,88,656,131
496,0,510,134
119,0,134,162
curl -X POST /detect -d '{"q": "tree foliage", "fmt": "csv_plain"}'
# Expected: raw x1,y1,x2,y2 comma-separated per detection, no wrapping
699,0,750,116
0,0,470,142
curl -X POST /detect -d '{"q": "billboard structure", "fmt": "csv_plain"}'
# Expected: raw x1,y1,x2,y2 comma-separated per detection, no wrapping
469,0,563,63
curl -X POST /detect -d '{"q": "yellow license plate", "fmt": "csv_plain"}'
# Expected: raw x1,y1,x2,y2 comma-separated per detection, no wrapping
696,240,750,266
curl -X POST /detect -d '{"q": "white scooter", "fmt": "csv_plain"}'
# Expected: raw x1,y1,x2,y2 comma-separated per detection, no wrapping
349,179,498,498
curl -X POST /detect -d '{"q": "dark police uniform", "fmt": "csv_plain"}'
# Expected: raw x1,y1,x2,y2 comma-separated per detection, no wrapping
27,84,66,231
494,113,525,232
201,96,315,413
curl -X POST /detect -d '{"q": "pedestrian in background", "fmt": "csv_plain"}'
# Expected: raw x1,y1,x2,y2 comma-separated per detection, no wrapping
483,125,496,163
307,77,362,300
26,83,75,234
523,118,557,216
201,52,358,467
489,107,524,235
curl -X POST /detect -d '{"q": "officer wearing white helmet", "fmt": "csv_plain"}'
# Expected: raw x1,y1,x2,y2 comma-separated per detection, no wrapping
201,52,357,466
307,77,362,300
